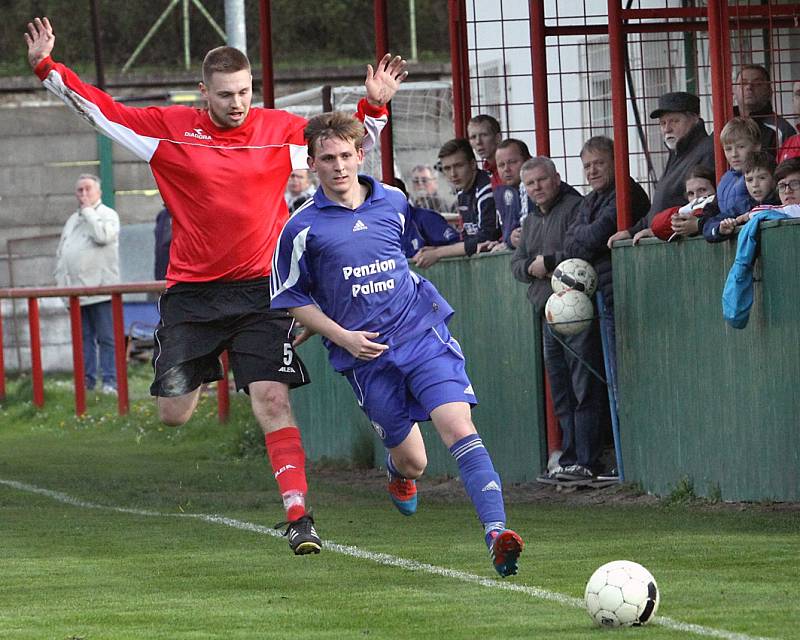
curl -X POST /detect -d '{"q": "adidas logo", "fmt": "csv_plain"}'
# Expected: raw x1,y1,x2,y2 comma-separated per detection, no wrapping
352,219,368,232
482,481,501,492
464,384,474,395
278,366,296,373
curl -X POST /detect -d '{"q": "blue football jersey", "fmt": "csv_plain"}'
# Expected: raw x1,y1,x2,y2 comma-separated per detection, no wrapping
400,204,460,258
270,175,454,372
493,184,524,245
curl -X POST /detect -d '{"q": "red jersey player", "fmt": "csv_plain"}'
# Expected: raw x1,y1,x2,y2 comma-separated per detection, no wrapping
25,16,407,555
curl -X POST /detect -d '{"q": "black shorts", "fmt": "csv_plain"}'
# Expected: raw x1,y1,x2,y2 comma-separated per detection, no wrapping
150,278,310,397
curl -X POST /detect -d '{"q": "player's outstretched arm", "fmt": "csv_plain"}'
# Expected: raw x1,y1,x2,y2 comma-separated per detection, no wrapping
23,16,166,162
289,304,388,361
24,17,55,69
365,54,409,107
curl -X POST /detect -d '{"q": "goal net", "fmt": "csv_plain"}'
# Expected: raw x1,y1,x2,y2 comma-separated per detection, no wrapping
275,81,455,186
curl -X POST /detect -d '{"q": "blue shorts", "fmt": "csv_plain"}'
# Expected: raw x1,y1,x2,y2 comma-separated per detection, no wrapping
344,323,478,448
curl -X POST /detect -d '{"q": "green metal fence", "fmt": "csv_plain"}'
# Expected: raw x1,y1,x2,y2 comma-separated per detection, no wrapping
290,221,799,501
613,219,800,501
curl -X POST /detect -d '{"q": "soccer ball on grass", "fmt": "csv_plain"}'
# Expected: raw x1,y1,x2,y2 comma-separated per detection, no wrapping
584,560,660,627
551,258,598,296
544,290,594,336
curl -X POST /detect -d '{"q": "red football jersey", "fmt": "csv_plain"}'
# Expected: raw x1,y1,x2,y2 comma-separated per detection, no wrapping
35,57,388,285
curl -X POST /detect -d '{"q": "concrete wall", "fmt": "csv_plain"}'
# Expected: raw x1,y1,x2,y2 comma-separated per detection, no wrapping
0,100,163,284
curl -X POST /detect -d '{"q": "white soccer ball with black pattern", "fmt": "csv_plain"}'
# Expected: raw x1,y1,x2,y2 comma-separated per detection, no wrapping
544,290,593,336
584,560,660,627
551,258,598,296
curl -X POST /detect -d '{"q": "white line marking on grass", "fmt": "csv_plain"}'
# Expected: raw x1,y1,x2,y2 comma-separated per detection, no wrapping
0,478,774,640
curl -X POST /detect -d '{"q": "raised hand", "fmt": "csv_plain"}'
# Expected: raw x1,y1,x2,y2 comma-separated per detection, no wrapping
365,54,409,107
24,17,55,69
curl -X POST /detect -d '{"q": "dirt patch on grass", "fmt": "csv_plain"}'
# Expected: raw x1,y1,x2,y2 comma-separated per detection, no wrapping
309,463,799,512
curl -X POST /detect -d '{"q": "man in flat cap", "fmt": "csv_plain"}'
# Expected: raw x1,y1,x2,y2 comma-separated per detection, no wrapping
608,91,716,245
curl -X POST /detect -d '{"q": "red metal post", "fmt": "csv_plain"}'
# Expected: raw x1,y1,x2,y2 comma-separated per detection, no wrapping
708,0,734,182
607,0,632,231
0,307,5,401
110,293,128,415
218,350,230,423
448,0,470,138
373,0,396,182
258,0,275,108
457,0,471,130
69,297,86,416
543,371,562,457
529,0,551,157
720,1,733,122
27,298,44,408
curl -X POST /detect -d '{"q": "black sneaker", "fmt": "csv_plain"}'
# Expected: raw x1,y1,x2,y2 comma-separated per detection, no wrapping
556,464,594,484
276,514,322,555
536,466,564,485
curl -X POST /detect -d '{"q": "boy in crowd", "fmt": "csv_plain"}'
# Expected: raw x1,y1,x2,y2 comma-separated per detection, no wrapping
729,157,800,220
412,138,500,268
773,158,800,209
718,151,780,234
715,151,781,238
704,117,761,241
270,112,524,578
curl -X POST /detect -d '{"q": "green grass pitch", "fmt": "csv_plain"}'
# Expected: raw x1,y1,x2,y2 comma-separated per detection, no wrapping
0,366,797,639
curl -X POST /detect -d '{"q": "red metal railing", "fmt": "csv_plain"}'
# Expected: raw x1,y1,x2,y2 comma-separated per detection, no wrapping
0,282,230,422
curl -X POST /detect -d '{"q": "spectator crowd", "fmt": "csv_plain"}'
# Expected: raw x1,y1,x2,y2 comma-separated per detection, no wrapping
394,66,800,486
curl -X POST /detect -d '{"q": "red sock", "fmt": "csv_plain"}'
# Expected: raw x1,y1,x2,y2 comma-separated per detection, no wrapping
265,426,308,521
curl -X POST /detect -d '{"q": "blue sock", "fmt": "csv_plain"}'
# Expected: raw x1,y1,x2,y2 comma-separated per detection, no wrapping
449,434,506,540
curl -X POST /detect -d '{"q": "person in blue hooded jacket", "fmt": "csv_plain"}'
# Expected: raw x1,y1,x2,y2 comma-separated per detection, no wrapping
704,117,761,241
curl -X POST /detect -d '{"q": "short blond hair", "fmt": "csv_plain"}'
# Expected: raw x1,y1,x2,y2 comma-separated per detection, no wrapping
720,116,761,146
305,111,366,157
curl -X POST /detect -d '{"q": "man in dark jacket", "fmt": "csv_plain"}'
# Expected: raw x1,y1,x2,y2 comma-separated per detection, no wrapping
511,157,604,485
565,136,650,310
563,136,650,399
608,91,715,246
733,64,796,157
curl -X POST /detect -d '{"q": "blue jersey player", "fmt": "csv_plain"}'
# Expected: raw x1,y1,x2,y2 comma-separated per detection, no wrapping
270,111,523,577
